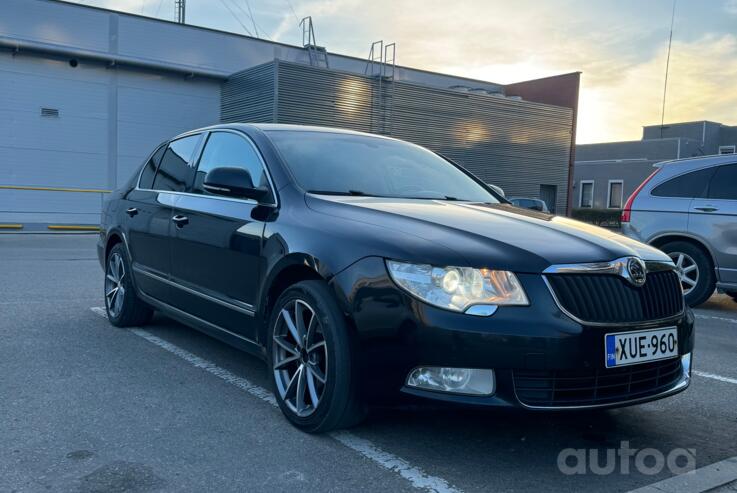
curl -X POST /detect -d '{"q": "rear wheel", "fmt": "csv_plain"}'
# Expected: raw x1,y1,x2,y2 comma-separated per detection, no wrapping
727,291,737,303
267,280,365,433
660,241,715,307
105,243,153,327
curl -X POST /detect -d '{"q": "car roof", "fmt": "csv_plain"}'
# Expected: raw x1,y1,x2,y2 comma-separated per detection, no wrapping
173,123,393,140
655,153,736,169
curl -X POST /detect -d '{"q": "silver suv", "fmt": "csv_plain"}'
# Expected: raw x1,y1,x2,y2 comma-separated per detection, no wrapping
622,154,737,306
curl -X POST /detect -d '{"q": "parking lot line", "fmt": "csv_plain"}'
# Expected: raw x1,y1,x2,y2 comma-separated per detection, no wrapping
628,456,737,493
695,314,737,325
693,371,737,385
89,307,460,493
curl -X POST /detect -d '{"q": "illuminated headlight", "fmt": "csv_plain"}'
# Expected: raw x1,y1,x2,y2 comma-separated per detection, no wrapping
385,260,529,314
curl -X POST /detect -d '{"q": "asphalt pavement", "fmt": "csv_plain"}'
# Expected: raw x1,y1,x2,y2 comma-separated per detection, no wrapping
2,234,736,493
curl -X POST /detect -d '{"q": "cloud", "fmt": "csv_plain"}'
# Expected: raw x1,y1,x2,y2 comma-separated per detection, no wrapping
726,0,737,15
577,34,737,143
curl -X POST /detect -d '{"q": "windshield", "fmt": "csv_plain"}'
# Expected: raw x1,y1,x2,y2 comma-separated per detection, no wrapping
265,130,500,203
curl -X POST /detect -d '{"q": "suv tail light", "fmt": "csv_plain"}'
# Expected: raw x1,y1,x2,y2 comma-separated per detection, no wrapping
621,169,660,223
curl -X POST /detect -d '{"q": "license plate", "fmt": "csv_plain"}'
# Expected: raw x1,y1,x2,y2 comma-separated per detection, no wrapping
605,327,678,368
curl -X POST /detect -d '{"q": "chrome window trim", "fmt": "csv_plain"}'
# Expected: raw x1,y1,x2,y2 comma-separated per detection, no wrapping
542,257,684,327
135,129,279,208
133,265,255,316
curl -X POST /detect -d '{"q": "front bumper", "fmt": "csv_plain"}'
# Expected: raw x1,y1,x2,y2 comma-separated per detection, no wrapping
329,257,694,409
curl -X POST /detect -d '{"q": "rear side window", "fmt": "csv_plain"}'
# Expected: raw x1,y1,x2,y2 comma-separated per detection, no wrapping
138,144,166,189
152,134,202,192
651,167,715,198
708,164,737,200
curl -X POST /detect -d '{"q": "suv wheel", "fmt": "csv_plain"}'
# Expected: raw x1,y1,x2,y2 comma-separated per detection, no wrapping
267,280,365,433
660,241,715,307
105,243,153,327
727,291,737,303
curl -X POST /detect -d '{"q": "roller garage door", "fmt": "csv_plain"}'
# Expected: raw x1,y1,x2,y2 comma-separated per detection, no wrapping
0,51,220,230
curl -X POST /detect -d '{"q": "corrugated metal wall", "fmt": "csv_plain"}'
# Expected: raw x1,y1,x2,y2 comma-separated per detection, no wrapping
222,60,573,212
221,62,275,123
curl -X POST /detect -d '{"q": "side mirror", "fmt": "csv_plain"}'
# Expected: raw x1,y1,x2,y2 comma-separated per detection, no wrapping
487,183,505,198
203,167,268,201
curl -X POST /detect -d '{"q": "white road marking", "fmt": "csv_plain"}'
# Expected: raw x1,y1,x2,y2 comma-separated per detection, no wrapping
694,371,737,385
90,307,460,493
695,314,737,325
628,456,737,493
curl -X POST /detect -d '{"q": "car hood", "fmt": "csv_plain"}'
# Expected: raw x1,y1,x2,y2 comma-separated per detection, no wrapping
305,195,670,273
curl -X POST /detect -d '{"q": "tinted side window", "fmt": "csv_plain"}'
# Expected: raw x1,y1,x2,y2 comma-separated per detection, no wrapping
152,135,201,192
651,167,715,198
193,132,269,195
138,144,166,189
708,164,737,200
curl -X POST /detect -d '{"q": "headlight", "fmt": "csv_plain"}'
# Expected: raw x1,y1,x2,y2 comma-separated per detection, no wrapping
385,260,529,314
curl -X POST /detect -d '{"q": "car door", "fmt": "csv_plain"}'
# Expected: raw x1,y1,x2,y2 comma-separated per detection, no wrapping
168,130,276,341
689,163,737,285
127,134,203,304
123,143,172,302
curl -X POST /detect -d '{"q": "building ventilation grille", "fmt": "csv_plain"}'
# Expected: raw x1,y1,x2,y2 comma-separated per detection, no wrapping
41,108,60,118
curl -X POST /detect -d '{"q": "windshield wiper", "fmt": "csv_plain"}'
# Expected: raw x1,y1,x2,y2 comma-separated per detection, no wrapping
307,189,374,197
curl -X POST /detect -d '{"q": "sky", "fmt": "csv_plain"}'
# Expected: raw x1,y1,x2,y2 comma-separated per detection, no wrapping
70,0,737,144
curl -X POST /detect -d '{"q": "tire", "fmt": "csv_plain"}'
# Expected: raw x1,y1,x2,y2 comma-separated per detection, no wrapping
105,243,154,327
267,280,365,433
727,291,737,303
660,241,715,307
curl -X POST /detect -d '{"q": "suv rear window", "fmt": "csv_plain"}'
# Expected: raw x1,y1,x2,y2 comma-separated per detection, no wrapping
708,164,737,200
651,167,715,198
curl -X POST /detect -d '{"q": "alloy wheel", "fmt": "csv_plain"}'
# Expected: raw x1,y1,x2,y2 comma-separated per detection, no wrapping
668,251,699,295
272,299,328,417
105,252,126,318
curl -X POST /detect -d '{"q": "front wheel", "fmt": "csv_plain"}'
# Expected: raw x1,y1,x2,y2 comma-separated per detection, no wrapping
727,291,737,304
267,280,365,433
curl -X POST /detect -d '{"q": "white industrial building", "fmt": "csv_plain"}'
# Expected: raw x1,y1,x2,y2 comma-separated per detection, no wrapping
1,0,580,230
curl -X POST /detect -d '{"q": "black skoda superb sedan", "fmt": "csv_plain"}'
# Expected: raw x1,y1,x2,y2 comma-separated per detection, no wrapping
98,124,694,432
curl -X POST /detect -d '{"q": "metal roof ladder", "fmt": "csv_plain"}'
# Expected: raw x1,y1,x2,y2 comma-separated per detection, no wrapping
300,16,330,68
365,41,396,135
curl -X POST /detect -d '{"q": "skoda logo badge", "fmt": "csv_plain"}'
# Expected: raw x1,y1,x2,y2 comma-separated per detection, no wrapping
626,257,647,287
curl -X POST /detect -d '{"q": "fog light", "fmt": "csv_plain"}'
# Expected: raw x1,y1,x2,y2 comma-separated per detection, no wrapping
406,367,495,396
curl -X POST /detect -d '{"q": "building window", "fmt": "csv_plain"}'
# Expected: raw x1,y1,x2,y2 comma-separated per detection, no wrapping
607,180,623,209
718,145,736,155
579,180,594,208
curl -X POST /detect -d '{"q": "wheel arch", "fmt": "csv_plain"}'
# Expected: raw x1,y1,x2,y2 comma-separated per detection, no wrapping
258,254,326,344
648,233,717,270
104,231,124,262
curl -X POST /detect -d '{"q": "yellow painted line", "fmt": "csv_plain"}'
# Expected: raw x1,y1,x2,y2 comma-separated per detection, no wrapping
0,224,23,229
47,225,101,231
0,185,111,194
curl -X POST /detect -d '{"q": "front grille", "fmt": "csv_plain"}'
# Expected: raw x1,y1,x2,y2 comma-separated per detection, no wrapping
546,270,683,324
514,358,683,407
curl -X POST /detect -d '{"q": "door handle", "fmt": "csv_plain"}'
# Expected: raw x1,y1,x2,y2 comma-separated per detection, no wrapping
694,206,718,212
126,207,138,217
171,214,189,227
